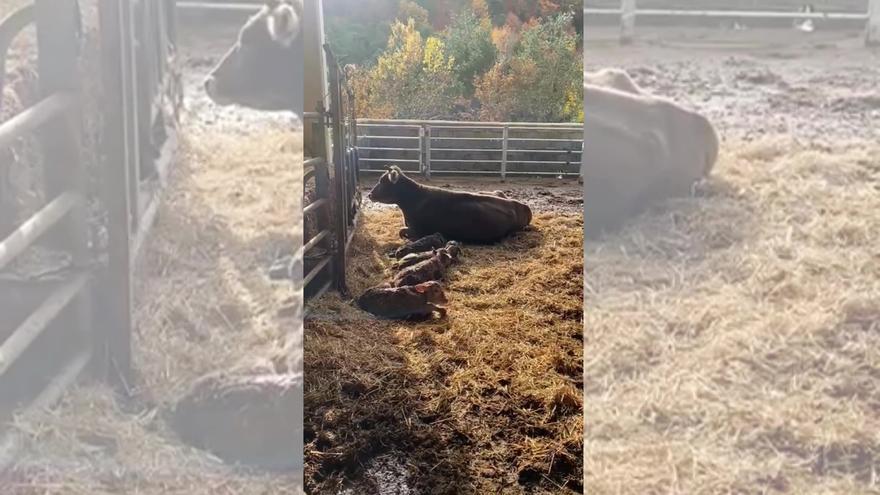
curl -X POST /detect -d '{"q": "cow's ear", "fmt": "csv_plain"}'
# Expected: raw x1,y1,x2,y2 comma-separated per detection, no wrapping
388,169,400,184
414,284,427,293
267,1,300,47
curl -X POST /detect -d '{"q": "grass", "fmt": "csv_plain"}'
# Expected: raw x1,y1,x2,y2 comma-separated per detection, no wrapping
584,136,880,494
305,208,584,494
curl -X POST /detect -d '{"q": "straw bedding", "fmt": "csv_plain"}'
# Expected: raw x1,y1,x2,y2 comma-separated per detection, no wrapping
305,205,584,494
584,137,880,494
3,125,304,494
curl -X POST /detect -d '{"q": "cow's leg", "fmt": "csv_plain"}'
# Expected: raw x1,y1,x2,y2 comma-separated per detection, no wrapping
432,305,448,319
399,227,425,240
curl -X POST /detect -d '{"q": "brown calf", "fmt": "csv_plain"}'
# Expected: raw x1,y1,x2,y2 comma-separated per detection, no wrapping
356,281,448,319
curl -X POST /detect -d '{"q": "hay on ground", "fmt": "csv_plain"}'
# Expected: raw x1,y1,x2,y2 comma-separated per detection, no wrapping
3,125,304,494
305,208,584,494
585,137,880,495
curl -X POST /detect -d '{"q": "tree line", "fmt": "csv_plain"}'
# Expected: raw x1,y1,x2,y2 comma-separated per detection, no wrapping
326,0,584,123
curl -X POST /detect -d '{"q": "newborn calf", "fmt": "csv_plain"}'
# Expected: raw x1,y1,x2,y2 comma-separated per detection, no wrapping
393,232,446,258
356,281,448,319
393,241,462,271
393,249,455,287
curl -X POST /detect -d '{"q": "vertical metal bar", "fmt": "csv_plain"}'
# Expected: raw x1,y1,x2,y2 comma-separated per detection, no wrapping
325,46,348,295
868,0,880,46
424,125,431,181
313,104,331,265
121,0,141,228
418,125,425,175
33,0,92,360
621,0,636,44
98,0,133,388
501,125,509,181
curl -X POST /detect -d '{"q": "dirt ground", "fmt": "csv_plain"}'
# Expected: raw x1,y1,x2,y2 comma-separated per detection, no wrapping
304,181,584,494
4,19,304,495
584,27,880,494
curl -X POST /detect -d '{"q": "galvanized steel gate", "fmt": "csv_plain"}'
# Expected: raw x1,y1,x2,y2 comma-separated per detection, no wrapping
0,0,179,464
303,45,360,307
98,0,181,388
0,1,93,465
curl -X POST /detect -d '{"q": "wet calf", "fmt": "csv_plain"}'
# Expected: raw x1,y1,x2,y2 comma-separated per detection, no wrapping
393,232,447,258
393,241,462,271
392,249,455,287
357,281,448,319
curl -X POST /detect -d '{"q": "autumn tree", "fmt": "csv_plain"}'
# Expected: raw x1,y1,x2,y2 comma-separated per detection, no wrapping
351,19,461,119
442,9,496,94
475,12,582,122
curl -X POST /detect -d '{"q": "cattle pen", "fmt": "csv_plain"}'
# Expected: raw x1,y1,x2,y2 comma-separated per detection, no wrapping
584,2,880,493
2,1,305,493
302,2,584,490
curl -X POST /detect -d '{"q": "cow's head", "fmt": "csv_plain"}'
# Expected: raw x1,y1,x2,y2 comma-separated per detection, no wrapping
204,0,303,112
367,166,412,204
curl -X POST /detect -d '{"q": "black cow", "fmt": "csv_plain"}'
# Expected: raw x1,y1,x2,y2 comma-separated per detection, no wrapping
203,0,302,113
367,166,532,243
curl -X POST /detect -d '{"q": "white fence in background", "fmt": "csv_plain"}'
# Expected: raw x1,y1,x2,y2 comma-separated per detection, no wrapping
357,119,583,180
585,0,880,45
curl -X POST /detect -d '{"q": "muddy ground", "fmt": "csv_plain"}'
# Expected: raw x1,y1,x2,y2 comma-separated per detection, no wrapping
585,27,880,143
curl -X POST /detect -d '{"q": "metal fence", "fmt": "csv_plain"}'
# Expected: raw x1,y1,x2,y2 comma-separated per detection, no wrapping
0,2,92,464
302,45,360,306
585,0,880,44
357,120,583,179
0,0,180,467
97,0,181,388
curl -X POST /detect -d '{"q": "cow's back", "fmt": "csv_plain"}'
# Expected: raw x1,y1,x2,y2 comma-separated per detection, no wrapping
406,191,532,243
584,68,642,95
583,114,669,237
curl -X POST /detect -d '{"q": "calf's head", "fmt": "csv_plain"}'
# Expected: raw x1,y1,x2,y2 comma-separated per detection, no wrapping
204,0,302,112
413,281,448,305
368,166,413,204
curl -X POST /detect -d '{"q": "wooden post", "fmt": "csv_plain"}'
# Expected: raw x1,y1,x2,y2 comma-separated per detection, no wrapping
620,0,636,45
868,0,880,46
98,0,133,389
425,126,432,180
501,125,509,181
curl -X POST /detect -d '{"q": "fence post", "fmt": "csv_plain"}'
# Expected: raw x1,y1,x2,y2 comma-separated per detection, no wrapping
620,0,636,45
868,0,880,46
425,125,432,181
418,125,425,175
98,0,134,389
33,0,94,371
501,125,508,181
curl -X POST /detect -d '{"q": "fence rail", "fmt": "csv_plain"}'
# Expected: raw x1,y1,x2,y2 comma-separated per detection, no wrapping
357,119,582,179
0,0,93,468
1,0,180,470
302,45,359,307
585,0,880,45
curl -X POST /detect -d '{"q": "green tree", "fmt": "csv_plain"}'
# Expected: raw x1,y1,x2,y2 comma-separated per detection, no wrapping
443,9,497,94
325,17,389,66
475,12,582,122
352,19,461,119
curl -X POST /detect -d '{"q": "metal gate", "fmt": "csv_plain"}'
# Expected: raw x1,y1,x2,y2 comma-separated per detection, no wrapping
97,0,182,387
0,0,177,467
303,45,360,307
0,1,93,466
